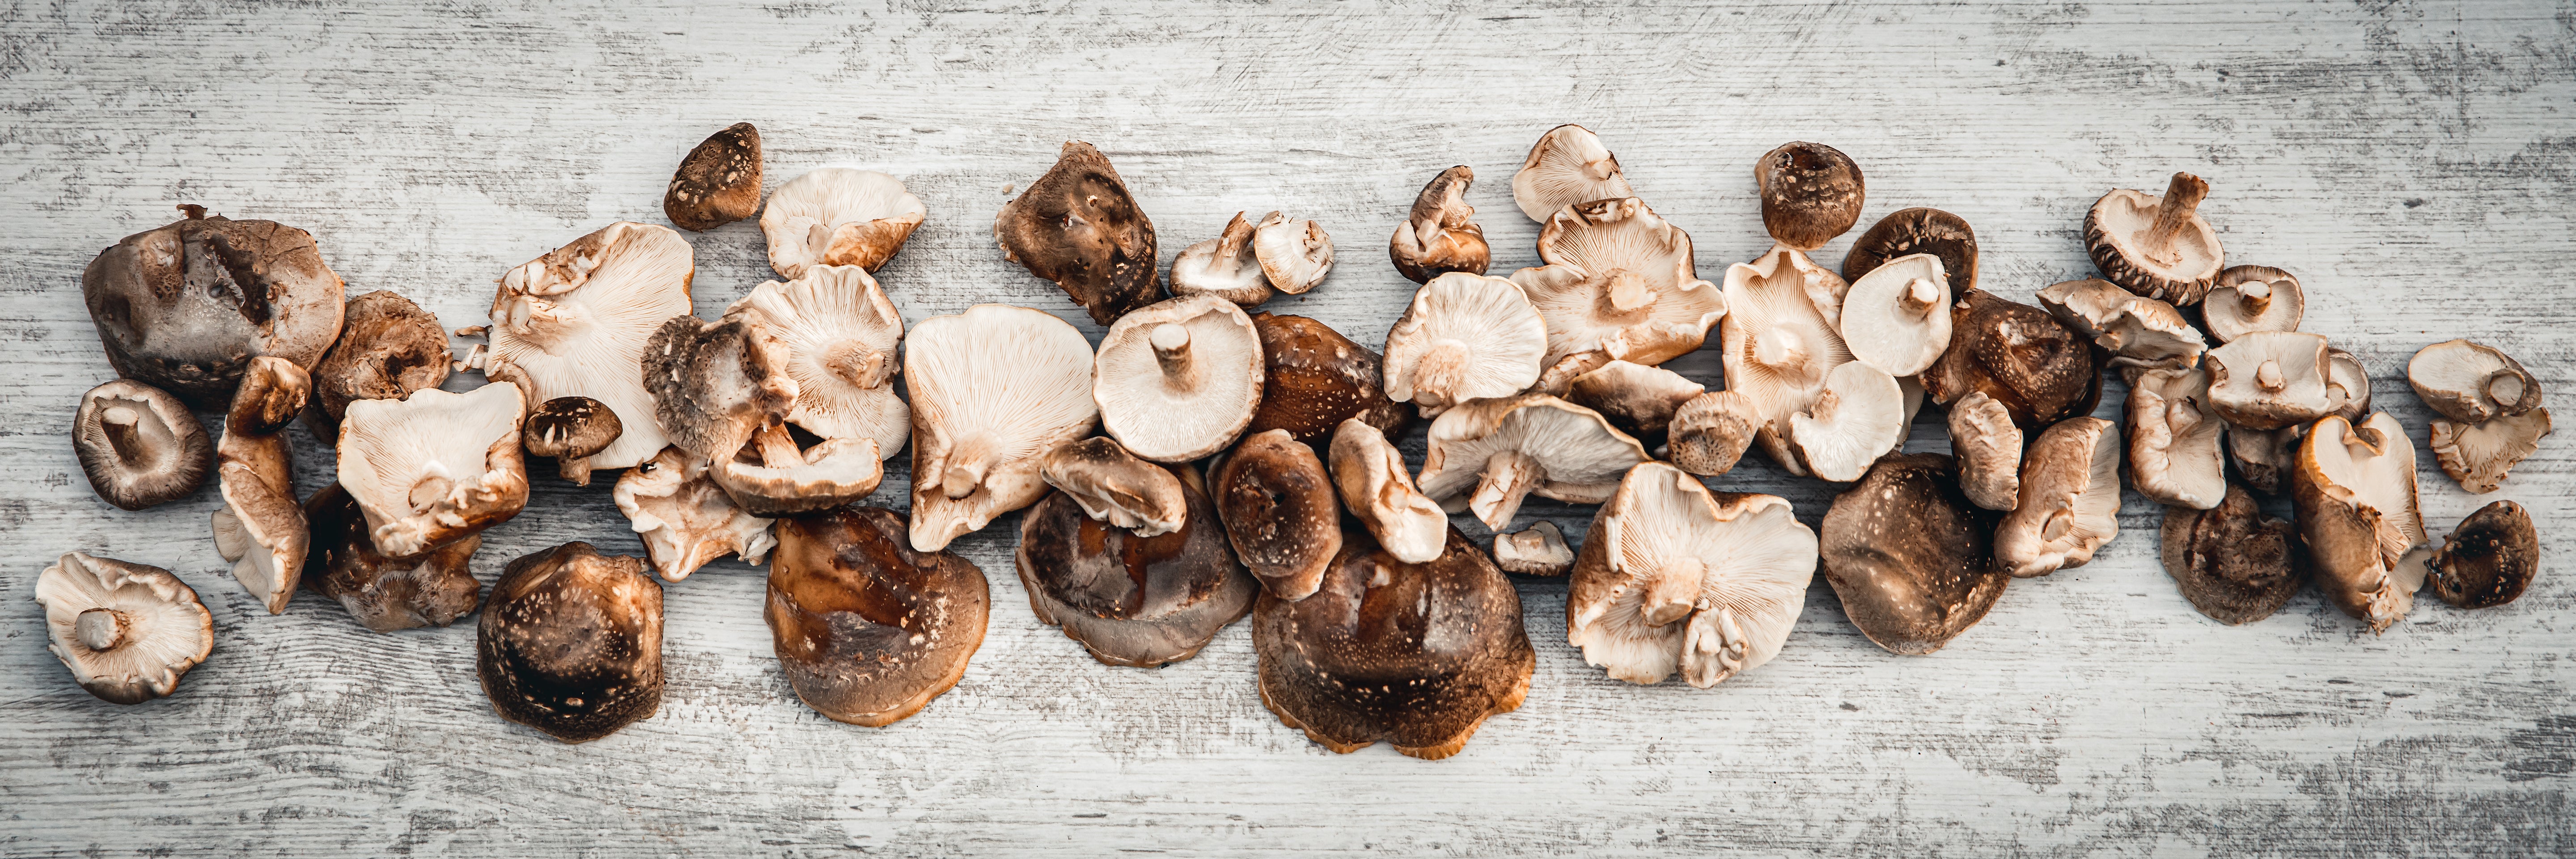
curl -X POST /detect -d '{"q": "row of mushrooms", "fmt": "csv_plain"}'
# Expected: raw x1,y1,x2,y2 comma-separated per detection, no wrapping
39,123,2548,760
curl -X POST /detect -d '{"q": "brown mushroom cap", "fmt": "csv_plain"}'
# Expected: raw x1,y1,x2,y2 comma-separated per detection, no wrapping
2290,412,2428,633
74,378,214,511
1947,391,2022,511
1842,207,1979,294
476,541,664,743
1666,390,1761,478
1252,525,1535,760
2085,172,2224,305
211,356,311,615
1755,142,1865,251
995,141,1159,326
1390,166,1490,283
2428,500,2539,610
1215,429,1343,601
302,482,482,632
1820,453,2008,655
303,290,453,442
2407,339,2542,424
35,552,216,705
2160,484,2304,625
1921,289,2101,429
81,205,348,407
1245,313,1410,444
1565,360,1703,441
770,506,989,726
524,396,624,486
1492,520,1575,576
1017,468,1257,668
664,122,763,232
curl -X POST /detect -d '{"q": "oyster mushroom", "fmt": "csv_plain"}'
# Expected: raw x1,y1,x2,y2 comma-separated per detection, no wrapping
1254,212,1334,295
1820,454,2008,655
1720,246,1856,475
2160,484,2304,625
1512,123,1635,221
73,378,213,510
1493,520,1574,576
1920,289,2101,429
1018,461,1257,668
2407,339,2542,424
1381,272,1547,417
1328,418,1447,566
1843,207,1979,294
1094,294,1266,463
2036,278,2206,372
2127,365,2227,510
476,542,664,744
1416,393,1650,530
761,167,925,277
1564,360,1703,442
2202,265,2304,343
1390,165,1490,283
1947,391,2021,511
2431,408,2553,494
664,122,763,232
1516,197,1727,367
2205,331,2332,431
1169,212,1272,306
209,356,310,614
1787,361,1907,483
302,483,481,632
1665,390,1761,477
644,315,881,517
2290,412,2428,633
770,506,989,726
2427,501,2539,610
302,290,452,442
1994,417,2121,578
612,446,776,582
81,205,347,406
336,381,530,559
1245,313,1410,443
482,221,695,472
2085,172,2224,304
1216,429,1343,600
1568,462,1818,686
522,396,623,486
1755,141,1865,251
996,141,1159,326
35,552,215,705
905,304,1100,552
2227,423,2303,495
1838,253,1953,378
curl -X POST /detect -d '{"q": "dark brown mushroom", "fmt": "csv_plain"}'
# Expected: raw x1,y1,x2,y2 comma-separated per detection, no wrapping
1842,207,1979,294
81,205,347,406
1244,313,1410,443
995,141,1159,326
2428,500,2538,609
1819,453,2008,655
1755,142,1865,251
524,396,625,486
211,356,311,615
74,378,213,510
664,122,764,232
1390,165,1490,283
1017,463,1257,667
769,506,990,726
476,541,664,744
302,482,482,632
1921,289,2102,428
2159,484,2305,625
1213,429,1343,600
301,290,453,441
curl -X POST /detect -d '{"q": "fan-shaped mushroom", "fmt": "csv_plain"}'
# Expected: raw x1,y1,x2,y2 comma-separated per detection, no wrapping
1821,454,2007,655
1839,253,1953,377
1921,289,2101,429
1787,361,1907,483
1755,141,1865,251
1720,246,1857,475
2290,412,2428,633
1564,360,1703,442
761,167,925,278
2205,332,2332,430
1253,212,1334,296
209,356,309,614
81,205,347,406
612,446,775,582
1947,391,2021,511
1381,272,1547,416
1512,123,1634,221
2407,339,2542,424
1170,212,1271,306
523,396,623,486
1216,429,1343,600
2431,408,2552,494
1516,197,1726,367
303,483,481,632
74,379,213,511
2202,265,2303,343
665,122,763,232
2128,366,2226,510
1843,207,1979,294
1994,417,2120,578
905,304,1101,552
770,506,989,726
337,381,530,559
1328,418,1446,566
1494,520,1574,576
304,290,452,442
644,315,881,516
35,552,214,704
1568,462,1818,686
1666,390,1761,478
1245,313,1409,443
1018,461,1256,668
482,221,694,472
1390,166,1489,283
1416,393,1649,530
1094,295,1265,462
2085,172,2224,304
2427,501,2538,610
2036,278,2205,372
2160,484,2303,625
477,542,663,743
996,141,1158,326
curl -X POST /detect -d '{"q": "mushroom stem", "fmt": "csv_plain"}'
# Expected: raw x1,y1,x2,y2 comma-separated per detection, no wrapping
1899,278,1939,316
2238,280,2273,314
1640,558,1703,627
1753,328,1809,370
1150,323,1198,388
409,472,456,512
1601,270,1652,314
751,421,804,468
2167,398,2204,434
1215,212,1255,260
99,404,147,464
2142,172,2210,262
940,432,995,500
2255,359,2286,393
2486,371,2526,408
1469,450,1545,529
74,607,131,651
826,340,892,390
1413,340,1474,407
558,455,595,487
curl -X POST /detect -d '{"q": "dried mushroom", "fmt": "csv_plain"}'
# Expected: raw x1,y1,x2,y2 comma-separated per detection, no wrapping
770,506,989,726
2407,339,2542,424
613,446,775,582
726,265,911,462
1245,313,1409,443
1567,463,1818,686
2427,501,2538,610
1390,166,1489,283
483,221,695,472
477,542,663,744
1216,429,1343,600
1994,417,2121,578
209,357,309,614
1494,520,1575,576
1787,361,1907,483
1838,253,1953,378
1947,391,2021,511
1512,123,1634,221
2036,278,2205,372
303,483,481,632
1564,360,1703,442
1094,295,1265,462
1665,390,1761,478
665,122,763,232
1328,418,1447,566
2205,331,2332,431
2202,265,2303,343
1821,454,2008,655
1922,289,2101,429
1018,462,1257,668
905,304,1101,552
2227,423,2303,495
644,315,881,517
1755,141,1865,251
1253,212,1334,295
36,552,214,705
1720,246,1857,475
2291,413,2428,633
303,290,452,441
2324,348,2373,422
2160,485,2303,625
761,167,925,277
1516,197,1726,367
82,205,347,406
2085,172,2224,304
1170,212,1272,306
2431,408,2552,494
336,381,530,558
74,378,213,511
996,141,1159,326
1416,393,1649,530
2127,366,2226,510
1843,207,1979,294
523,396,623,486
1381,272,1547,416
1042,437,1187,537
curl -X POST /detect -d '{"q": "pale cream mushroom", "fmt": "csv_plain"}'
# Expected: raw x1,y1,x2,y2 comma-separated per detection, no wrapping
1946,391,2021,511
760,167,927,278
1415,393,1649,530
2407,339,2542,424
1994,417,2121,578
1328,417,1447,565
1515,197,1726,367
1094,294,1265,462
2035,278,2206,372
2431,408,2553,494
1720,247,1856,476
1512,123,1635,221
481,221,694,472
210,356,309,615
1040,436,1187,538
2205,332,2332,430
2203,265,2304,343
337,381,531,559
1169,212,1272,306
1381,272,1547,416
612,446,776,582
35,552,215,704
1564,360,1703,440
1666,390,1762,477
724,265,910,459
1837,253,1952,377
1787,361,1906,483
1493,520,1574,576
1389,165,1489,283
2292,412,2428,633
906,304,1101,552
2084,172,2224,304
1253,212,1333,295
2127,366,2226,510
1566,463,1818,688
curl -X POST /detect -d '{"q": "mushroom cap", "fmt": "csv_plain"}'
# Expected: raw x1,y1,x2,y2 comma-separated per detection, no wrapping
2035,278,2206,371
1821,453,2008,655
80,207,348,407
2226,422,2302,496
1417,393,1650,530
2127,365,2227,510
2203,265,2304,343
1511,123,1635,222
1720,247,1856,475
2428,500,2538,610
1390,166,1490,283
303,290,453,441
642,314,797,464
994,141,1159,326
35,552,214,705
2159,484,2305,625
1381,272,1547,414
1567,463,1818,687
905,304,1101,552
2084,172,2224,304
74,378,213,511
760,167,925,277
1843,207,1980,295
476,542,664,744
2407,339,2542,424
1516,203,1726,368
1042,436,1189,537
1252,524,1535,760
1493,520,1575,576
1666,390,1761,477
1994,417,2121,578
2431,407,2552,494
1245,313,1410,444
1920,289,2101,430
1253,212,1335,295
611,445,776,582
1017,471,1257,668
1564,360,1704,440
1328,418,1447,566
1755,141,1866,251
770,506,989,726
665,122,763,232
1788,361,1907,483
1947,391,2022,511
212,356,310,615
2205,331,2333,431
1219,429,1346,600
2323,348,2373,422
1839,253,1954,377
1094,294,1266,462
2289,412,2428,633
524,395,623,469
1170,212,1272,306
485,221,695,472
338,381,531,559
725,265,910,457
302,482,483,632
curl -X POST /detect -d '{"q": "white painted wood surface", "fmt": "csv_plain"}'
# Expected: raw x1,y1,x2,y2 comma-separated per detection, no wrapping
3,1,2569,855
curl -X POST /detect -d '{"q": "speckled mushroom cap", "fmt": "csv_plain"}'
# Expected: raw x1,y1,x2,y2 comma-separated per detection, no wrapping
1994,417,2122,578
761,167,926,278
303,290,452,442
1381,272,1548,415
664,122,763,232
2160,484,2305,625
1567,463,1819,687
769,506,989,727
2428,501,2538,610
35,552,215,705
2127,365,2227,510
1017,465,1257,668
1252,525,1536,761
995,141,1159,326
523,396,624,486
1390,166,1490,283
1328,418,1447,566
2035,278,2205,372
1754,141,1865,251
1920,289,2100,430
2204,331,2332,431
2203,265,2304,343
725,265,910,459
211,356,311,616
905,304,1101,552
476,541,664,744
2085,172,2224,305
337,381,531,559
612,446,775,583
2407,339,2543,424
1820,454,2008,655
484,221,695,472
1416,393,1650,531
1094,294,1266,463
1216,429,1343,600
1244,313,1410,444
303,483,482,633
1666,390,1762,478
74,378,213,511
1720,246,1856,475
2291,412,2428,634
1511,123,1635,221
81,205,347,407
1843,207,1979,294
1516,197,1725,368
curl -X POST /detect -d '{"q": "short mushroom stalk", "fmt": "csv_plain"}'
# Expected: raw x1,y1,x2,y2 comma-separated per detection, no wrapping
1640,558,1703,627
1753,327,1809,373
826,340,893,390
2487,372,2527,408
75,607,131,651
938,431,996,501
1900,278,1939,317
1469,450,1545,528
1150,323,1199,390
2256,359,2286,393
2141,172,2210,267
1413,339,1475,407
2238,280,2273,314
1599,270,1653,315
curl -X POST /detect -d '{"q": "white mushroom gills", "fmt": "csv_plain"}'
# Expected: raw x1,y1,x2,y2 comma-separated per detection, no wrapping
2140,173,2209,267
75,607,131,651
1149,323,1198,389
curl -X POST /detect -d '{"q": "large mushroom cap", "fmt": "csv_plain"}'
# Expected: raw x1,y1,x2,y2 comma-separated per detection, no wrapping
1994,417,2122,578
1170,212,1272,306
1328,418,1447,566
2290,412,2428,633
337,381,531,559
644,313,883,517
612,445,776,582
2036,278,2206,372
304,290,452,441
1947,391,2022,511
2205,331,2332,431
1787,361,1907,483
1245,313,1409,443
1417,393,1650,530
2085,172,2224,304
81,206,348,406
2203,265,2304,343
1564,360,1703,441
1042,436,1188,537
665,122,763,232
2432,407,2552,494
477,542,664,743
1666,390,1762,477
303,482,482,632
1720,247,1856,474
770,506,989,726
1843,207,1979,294
210,356,311,615
2428,501,2538,610
74,378,213,511
35,552,215,705
1094,295,1266,462
2160,484,2304,625
1568,463,1819,686
1253,525,1535,760
760,167,926,278
1821,454,2008,655
905,304,1101,552
2127,365,2227,510
1018,465,1256,668
1518,197,1726,367
1920,289,2100,429
1755,141,1865,251
1253,212,1334,296
1839,253,1953,378
726,265,910,458
1511,123,1635,222
1217,429,1344,600
1390,166,1490,283
2407,339,2542,424
484,221,695,472
1381,272,1547,415
523,395,624,486
995,141,1159,326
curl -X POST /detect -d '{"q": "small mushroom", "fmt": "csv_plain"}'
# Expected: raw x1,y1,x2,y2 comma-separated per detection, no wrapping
1216,429,1343,600
1416,393,1650,530
81,205,347,406
35,552,214,705
1328,418,1447,566
1252,524,1535,760
2127,366,2227,510
209,356,310,614
2160,484,2305,625
995,141,1159,326
1843,207,1979,294
73,378,213,510
1018,462,1257,668
1665,390,1761,477
1838,253,1953,378
303,290,453,442
761,167,925,278
612,446,776,582
1921,289,2101,429
2201,265,2304,343
2085,172,2224,304
1493,520,1574,576
664,122,763,232
2035,278,2206,372
476,542,664,743
1094,294,1266,462
643,315,881,517
2431,408,2552,494
1390,166,1490,283
523,396,623,486
1253,212,1334,295
1720,246,1856,475
1564,360,1703,442
2226,422,2303,495
2290,412,2428,633
2427,501,2539,610
770,506,989,726
2407,339,2542,424
1820,453,2008,655
905,304,1101,552
1947,391,2021,511
726,265,911,462
483,221,695,472
1993,417,2121,578
1787,361,1907,483
1532,350,1618,398
302,482,482,632
1517,197,1727,367
1381,272,1548,417
2205,331,2333,431
1244,313,1410,444
2324,348,2373,422
1755,141,1865,251
1042,436,1187,537
1511,123,1635,221
1169,212,1272,306
1567,462,1819,686
336,381,531,558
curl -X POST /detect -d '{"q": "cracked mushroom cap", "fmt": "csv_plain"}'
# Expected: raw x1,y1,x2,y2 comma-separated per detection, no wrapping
2085,172,2224,304
1517,197,1726,367
1512,123,1635,222
2428,501,2538,610
645,314,882,517
337,381,531,559
726,265,910,458
35,552,214,705
905,304,1101,552
1252,524,1535,760
1217,429,1344,600
1839,253,1954,378
1948,391,2022,511
2127,366,2227,510
476,542,663,744
1788,361,1907,483
664,122,763,232
74,378,213,511
761,167,926,278
2203,265,2304,343
2290,412,2428,633
302,482,481,632
1994,417,2121,578
2036,278,2206,372
1381,272,1547,415
995,141,1159,326
1666,390,1761,478
612,446,776,582
81,205,347,407
1390,166,1490,283
1493,520,1574,576
2432,407,2552,494
1329,418,1447,566
1565,360,1703,441
523,396,623,486
1018,463,1257,668
1042,436,1188,537
1568,463,1818,687
210,356,309,615
1843,207,1980,295
2407,339,2542,424
2160,484,2304,625
1721,247,1857,475
303,290,452,442
2205,331,2332,431
771,506,989,726
1921,289,2101,430
1755,142,1865,251
1417,393,1650,531
1821,454,2008,655
2227,422,2303,495
1170,212,1272,306
1253,212,1335,296
1245,313,1409,443
484,221,694,472
1094,295,1265,462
